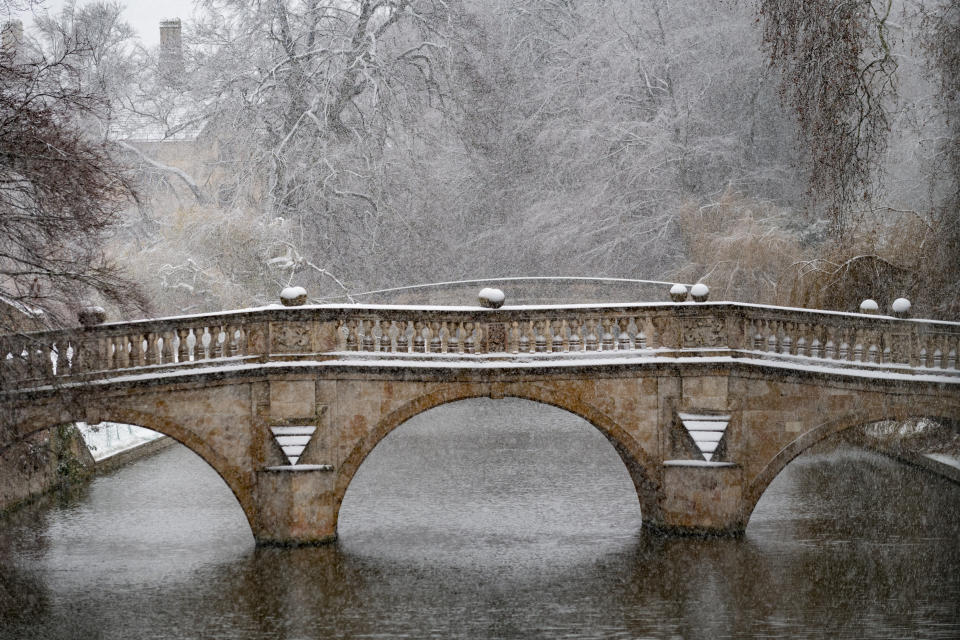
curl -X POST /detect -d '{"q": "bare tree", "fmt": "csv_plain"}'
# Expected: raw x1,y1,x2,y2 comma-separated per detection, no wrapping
759,0,898,236
0,4,146,333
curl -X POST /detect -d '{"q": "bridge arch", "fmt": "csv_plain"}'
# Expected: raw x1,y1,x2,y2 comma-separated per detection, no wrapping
332,385,663,533
3,409,257,534
742,403,960,524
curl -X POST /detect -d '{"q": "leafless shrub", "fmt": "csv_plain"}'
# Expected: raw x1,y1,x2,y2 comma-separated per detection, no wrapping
670,191,802,304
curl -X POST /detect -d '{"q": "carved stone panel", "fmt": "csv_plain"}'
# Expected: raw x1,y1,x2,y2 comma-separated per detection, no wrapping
682,317,725,348
271,321,312,353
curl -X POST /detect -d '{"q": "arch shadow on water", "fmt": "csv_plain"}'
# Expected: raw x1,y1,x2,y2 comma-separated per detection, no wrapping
336,397,647,568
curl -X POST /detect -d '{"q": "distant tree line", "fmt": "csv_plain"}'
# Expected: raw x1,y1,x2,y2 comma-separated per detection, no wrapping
0,0,957,323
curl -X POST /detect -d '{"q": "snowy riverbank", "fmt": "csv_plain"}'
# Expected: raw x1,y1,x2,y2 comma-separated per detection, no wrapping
78,422,166,462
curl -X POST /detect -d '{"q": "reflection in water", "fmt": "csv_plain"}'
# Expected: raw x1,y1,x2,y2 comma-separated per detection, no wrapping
0,398,958,639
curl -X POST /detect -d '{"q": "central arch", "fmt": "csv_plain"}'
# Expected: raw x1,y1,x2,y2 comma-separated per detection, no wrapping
332,384,663,536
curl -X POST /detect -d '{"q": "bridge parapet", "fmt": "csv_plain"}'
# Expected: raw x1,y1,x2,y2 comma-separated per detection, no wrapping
2,302,959,387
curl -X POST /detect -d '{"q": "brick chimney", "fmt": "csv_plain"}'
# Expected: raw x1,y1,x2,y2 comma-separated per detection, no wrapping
159,18,183,78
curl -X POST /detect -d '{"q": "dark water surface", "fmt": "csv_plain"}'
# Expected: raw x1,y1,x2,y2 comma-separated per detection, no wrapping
1,398,958,639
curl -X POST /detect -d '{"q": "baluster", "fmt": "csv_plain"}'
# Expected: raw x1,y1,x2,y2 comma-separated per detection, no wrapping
810,338,822,359
160,331,174,362
62,341,75,376
379,320,393,352
781,334,793,355
631,317,645,350
46,344,58,376
116,335,130,368
177,328,190,362
585,319,598,351
414,321,426,353
464,322,475,354
129,333,143,366
601,318,614,351
444,321,455,353
515,321,527,353
106,336,117,369
567,318,582,352
225,325,238,357
201,328,214,359
345,319,358,351
948,348,957,370
28,343,45,377
10,341,26,377
213,326,224,358
841,327,854,360
534,320,547,353
617,318,630,350
550,319,563,352
868,345,878,363
796,336,807,357
154,333,166,364
430,321,442,353
824,327,837,360
919,347,928,368
396,321,409,353
156,330,169,364
933,348,943,369
333,319,346,350
448,322,461,354
51,342,63,376
361,319,374,352
143,332,157,365
55,340,69,375
189,327,202,360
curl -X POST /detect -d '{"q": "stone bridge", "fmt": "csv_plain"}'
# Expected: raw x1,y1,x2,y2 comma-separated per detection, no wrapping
2,299,959,545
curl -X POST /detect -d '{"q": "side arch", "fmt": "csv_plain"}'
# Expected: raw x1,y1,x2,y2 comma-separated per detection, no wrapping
742,402,960,524
3,407,258,533
332,384,663,532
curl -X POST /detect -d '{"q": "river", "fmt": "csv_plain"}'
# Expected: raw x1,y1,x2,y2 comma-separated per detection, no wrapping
1,398,958,639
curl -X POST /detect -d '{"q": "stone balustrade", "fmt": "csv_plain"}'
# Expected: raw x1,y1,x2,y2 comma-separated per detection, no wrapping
2,302,959,386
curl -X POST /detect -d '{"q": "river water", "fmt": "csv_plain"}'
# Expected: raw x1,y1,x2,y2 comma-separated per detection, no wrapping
1,398,958,639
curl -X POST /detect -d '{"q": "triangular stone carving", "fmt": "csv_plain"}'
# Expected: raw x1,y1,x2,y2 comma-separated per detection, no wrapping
270,425,316,465
677,413,729,462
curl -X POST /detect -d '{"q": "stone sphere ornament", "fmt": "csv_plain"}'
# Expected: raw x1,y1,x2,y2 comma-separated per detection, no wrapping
690,283,710,302
77,306,106,326
859,299,879,314
891,297,911,318
478,287,505,309
669,283,688,302
280,286,307,306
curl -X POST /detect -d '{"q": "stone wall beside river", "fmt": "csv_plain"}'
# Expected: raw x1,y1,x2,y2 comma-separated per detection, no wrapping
0,424,95,513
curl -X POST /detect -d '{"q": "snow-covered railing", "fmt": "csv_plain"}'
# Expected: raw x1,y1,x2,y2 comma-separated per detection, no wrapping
2,302,959,386
0,310,256,382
